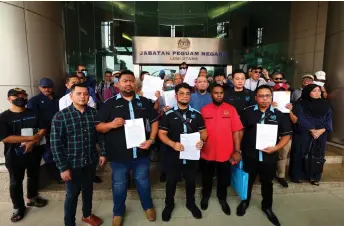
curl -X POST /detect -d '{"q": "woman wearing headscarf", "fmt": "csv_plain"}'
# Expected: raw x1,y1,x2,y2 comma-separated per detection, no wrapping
288,84,332,185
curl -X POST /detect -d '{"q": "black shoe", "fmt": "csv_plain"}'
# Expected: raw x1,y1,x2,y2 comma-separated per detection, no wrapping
200,197,209,210
186,203,202,219
10,207,26,222
219,200,231,215
26,196,48,208
160,173,167,183
262,208,281,226
162,204,175,222
93,176,102,184
276,177,288,188
236,200,249,216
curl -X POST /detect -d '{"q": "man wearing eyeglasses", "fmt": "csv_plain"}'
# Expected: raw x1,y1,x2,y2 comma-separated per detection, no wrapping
290,74,314,102
244,66,267,91
236,85,292,226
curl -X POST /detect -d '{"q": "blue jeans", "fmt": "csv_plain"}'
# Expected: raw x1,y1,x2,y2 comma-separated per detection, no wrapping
64,165,96,226
110,157,153,216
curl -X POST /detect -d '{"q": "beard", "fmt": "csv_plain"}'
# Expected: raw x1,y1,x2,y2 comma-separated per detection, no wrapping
177,101,189,107
213,99,223,106
121,90,135,97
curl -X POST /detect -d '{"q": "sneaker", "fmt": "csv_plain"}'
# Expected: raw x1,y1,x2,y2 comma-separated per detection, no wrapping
186,203,202,219
26,196,48,208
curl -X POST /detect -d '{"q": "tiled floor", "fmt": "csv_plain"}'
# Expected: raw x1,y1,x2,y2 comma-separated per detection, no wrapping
1,191,344,226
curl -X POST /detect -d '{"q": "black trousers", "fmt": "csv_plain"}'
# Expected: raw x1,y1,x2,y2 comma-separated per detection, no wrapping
165,160,198,206
244,157,277,209
5,146,43,209
159,142,167,175
201,159,231,201
64,164,96,226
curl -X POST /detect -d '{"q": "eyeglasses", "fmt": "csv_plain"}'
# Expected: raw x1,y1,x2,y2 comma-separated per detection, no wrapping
254,70,262,74
177,92,191,96
179,67,187,70
257,94,272,99
303,78,313,82
81,69,87,72
274,78,283,81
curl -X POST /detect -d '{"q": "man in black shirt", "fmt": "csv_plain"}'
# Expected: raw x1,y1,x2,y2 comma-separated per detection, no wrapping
159,83,207,222
224,69,256,117
0,88,48,222
236,85,292,226
95,70,159,226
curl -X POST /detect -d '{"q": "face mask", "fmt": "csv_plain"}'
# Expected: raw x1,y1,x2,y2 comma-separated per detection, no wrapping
114,77,119,84
82,71,88,77
180,69,187,75
12,97,27,107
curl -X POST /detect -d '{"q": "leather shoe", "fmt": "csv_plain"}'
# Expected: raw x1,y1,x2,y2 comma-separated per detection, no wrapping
200,197,209,210
81,214,103,226
186,203,202,219
145,208,156,222
276,177,289,188
112,216,123,226
236,200,249,216
219,200,231,215
162,204,175,222
262,208,281,226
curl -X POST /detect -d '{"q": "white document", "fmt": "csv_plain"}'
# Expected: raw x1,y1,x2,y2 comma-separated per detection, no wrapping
142,75,164,101
183,67,199,87
163,90,177,107
313,81,325,87
273,91,291,113
39,136,47,145
179,132,200,160
124,118,146,149
21,128,34,146
256,124,278,150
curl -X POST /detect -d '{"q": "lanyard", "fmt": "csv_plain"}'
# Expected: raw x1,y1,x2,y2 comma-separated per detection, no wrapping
182,113,187,165
128,101,137,159
258,112,266,162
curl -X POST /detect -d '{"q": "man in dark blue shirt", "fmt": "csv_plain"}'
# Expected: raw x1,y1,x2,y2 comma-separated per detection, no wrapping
27,78,61,182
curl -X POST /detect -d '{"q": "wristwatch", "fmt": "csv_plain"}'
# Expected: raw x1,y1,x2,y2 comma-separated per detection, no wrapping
235,150,242,154
148,138,155,144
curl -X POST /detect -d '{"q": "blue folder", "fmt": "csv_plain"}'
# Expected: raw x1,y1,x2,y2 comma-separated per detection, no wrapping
231,160,248,200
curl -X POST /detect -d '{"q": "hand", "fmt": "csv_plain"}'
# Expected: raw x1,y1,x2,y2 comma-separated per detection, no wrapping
272,102,278,108
195,140,204,150
32,134,41,144
23,141,36,154
111,118,125,129
285,103,293,111
262,69,269,79
262,146,277,154
173,142,184,152
61,169,72,181
222,79,228,84
139,140,153,150
155,91,161,99
231,151,242,164
163,106,171,112
99,156,106,167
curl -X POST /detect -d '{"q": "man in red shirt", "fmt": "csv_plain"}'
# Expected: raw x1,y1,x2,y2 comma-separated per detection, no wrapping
200,84,243,215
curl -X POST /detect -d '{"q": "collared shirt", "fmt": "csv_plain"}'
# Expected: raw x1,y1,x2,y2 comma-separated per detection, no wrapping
291,88,302,103
224,87,256,117
27,93,59,140
241,105,292,162
159,105,206,163
95,81,118,101
244,78,267,91
50,105,105,172
59,93,96,111
95,93,159,162
190,91,212,112
201,102,243,162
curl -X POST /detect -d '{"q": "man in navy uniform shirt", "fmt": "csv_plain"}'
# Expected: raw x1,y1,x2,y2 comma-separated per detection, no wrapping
236,85,292,226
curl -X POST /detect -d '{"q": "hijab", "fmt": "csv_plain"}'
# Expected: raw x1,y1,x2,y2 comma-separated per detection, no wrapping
300,84,330,118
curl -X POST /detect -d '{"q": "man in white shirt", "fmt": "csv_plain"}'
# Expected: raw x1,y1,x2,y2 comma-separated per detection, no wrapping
59,75,96,110
244,66,267,91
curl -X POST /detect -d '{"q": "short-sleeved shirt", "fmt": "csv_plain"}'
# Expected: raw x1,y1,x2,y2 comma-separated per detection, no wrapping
190,91,212,112
27,93,59,140
201,102,243,162
159,105,206,163
0,109,45,156
241,105,292,163
95,93,159,162
224,87,256,117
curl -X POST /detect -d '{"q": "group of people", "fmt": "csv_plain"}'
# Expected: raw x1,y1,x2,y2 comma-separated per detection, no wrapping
0,62,332,226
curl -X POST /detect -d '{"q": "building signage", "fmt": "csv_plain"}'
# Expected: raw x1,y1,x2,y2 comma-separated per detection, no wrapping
133,37,230,65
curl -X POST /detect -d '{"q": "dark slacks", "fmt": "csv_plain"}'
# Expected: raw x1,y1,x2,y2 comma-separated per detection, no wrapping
64,164,96,226
201,159,231,201
244,157,276,209
165,160,199,206
5,146,43,209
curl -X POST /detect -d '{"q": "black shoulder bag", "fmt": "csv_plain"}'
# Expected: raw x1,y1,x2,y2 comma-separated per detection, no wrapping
304,139,326,177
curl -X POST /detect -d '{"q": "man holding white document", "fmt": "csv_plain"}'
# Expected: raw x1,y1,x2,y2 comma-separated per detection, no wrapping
158,83,207,222
95,70,159,226
236,85,292,226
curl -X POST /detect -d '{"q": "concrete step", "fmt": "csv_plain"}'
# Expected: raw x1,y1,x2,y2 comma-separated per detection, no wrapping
1,162,344,202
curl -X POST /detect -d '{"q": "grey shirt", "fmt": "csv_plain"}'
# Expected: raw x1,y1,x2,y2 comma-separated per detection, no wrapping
291,88,302,103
